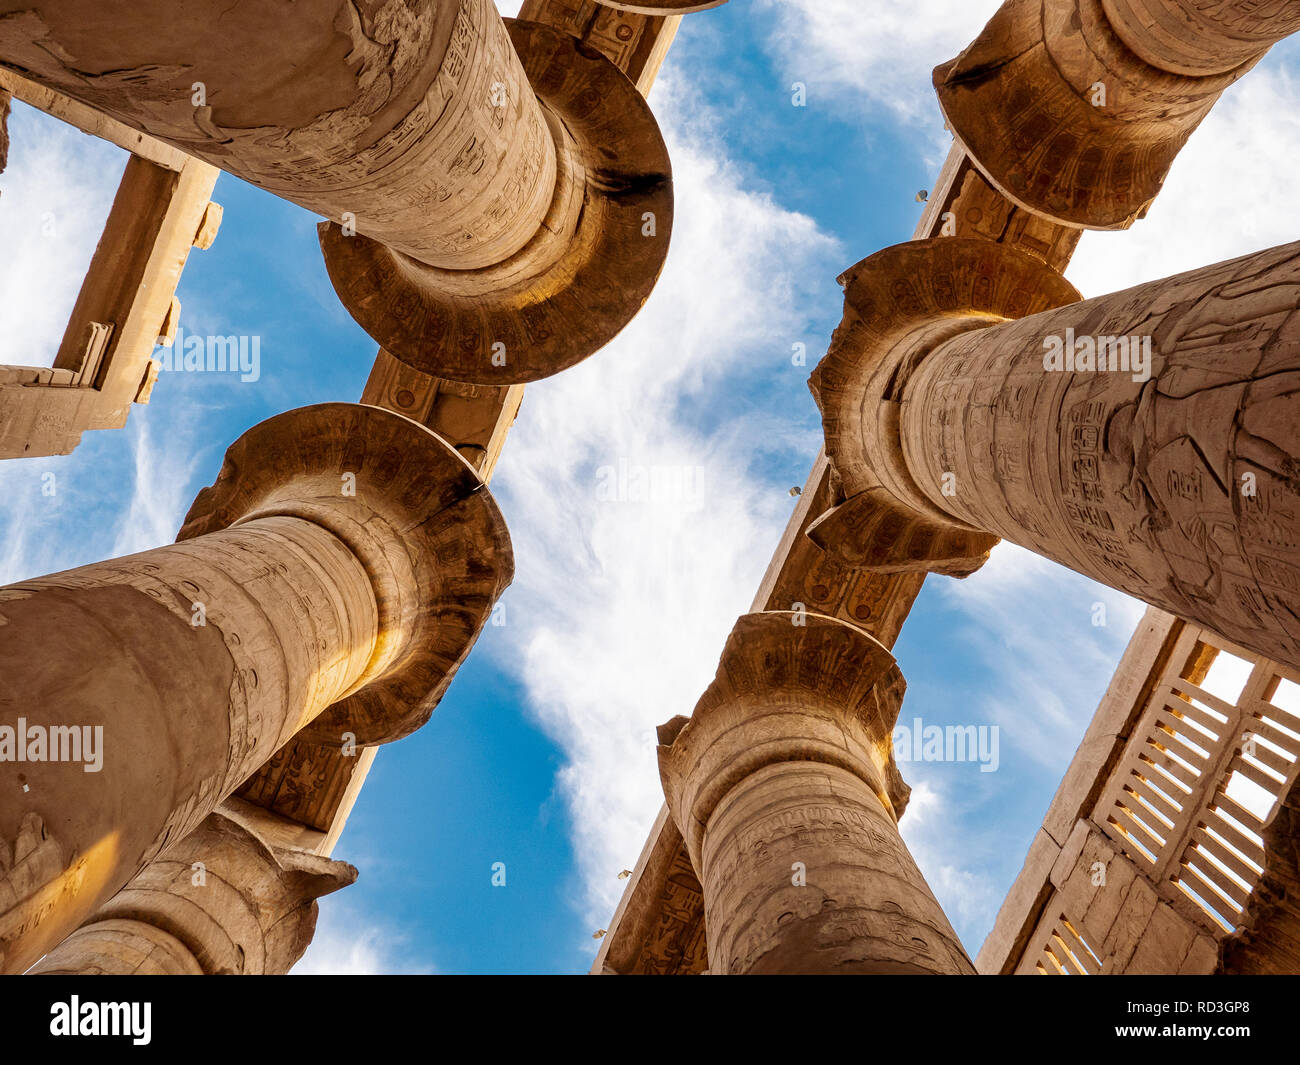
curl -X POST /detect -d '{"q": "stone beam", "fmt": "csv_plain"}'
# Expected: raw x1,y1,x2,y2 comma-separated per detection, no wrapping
0,74,221,459
0,67,196,171
981,615,1300,974
0,0,676,384
0,84,9,174
975,606,1184,973
0,402,512,974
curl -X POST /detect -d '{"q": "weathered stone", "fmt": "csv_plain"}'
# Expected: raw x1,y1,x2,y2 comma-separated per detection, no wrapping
0,403,511,974
658,612,973,975
812,236,1300,672
934,0,1290,229
319,18,672,385
29,810,354,974
1102,0,1300,76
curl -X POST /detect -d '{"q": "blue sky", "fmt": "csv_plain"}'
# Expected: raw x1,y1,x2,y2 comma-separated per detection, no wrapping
2,1,1299,974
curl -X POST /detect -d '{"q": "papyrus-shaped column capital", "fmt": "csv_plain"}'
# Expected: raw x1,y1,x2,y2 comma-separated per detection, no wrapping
319,18,673,385
180,402,514,746
0,402,511,973
808,237,1080,578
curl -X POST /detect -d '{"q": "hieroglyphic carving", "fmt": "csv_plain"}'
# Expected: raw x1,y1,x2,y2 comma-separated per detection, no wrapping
319,18,673,384
597,144,1094,974
895,241,1300,670
241,0,684,862
1102,0,1300,76
0,403,512,973
807,238,1081,576
0,0,555,269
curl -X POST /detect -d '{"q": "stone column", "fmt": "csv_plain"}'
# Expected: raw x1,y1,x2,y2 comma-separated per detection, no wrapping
933,0,1300,230
0,402,512,975
29,810,354,975
1102,0,1300,76
0,0,550,269
0,3,673,384
657,612,973,975
809,236,1300,672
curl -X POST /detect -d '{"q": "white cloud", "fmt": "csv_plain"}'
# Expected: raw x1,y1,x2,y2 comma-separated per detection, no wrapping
106,412,203,558
488,68,841,935
293,897,433,975
0,101,126,367
755,0,997,154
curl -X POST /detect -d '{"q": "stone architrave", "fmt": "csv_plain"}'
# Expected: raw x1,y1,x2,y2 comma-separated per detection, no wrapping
29,810,355,975
934,0,1300,230
810,236,1300,671
0,402,512,974
657,611,974,975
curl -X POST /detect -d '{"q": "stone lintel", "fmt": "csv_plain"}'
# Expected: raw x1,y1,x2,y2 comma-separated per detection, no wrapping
0,150,218,458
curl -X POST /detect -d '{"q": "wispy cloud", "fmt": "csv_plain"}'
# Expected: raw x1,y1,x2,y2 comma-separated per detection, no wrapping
488,67,841,936
293,898,434,975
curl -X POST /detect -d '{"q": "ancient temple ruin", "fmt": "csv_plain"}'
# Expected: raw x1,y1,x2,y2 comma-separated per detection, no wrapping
1,0,1298,976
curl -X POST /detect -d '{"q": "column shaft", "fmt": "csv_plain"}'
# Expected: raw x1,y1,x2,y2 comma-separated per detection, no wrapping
0,0,556,268
29,810,356,975
0,516,378,973
702,761,970,975
0,401,514,975
1102,0,1300,75
658,612,974,975
902,241,1300,668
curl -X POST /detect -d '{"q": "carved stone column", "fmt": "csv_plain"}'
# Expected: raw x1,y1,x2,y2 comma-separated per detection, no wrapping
810,236,1300,670
1102,0,1300,76
0,2,673,383
0,402,512,974
0,0,549,268
933,0,1300,229
317,17,672,385
29,810,355,975
657,612,973,975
